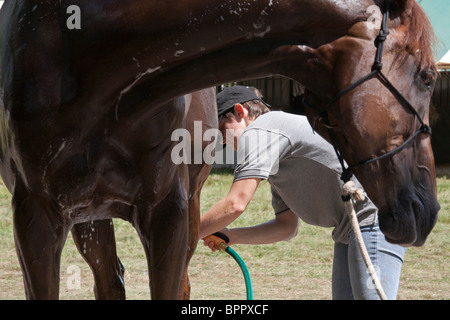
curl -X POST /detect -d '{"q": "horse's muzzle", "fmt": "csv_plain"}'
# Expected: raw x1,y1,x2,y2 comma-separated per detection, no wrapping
379,189,440,247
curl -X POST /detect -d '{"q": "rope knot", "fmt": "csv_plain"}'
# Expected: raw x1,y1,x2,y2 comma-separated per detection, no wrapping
420,124,432,135
342,181,365,202
340,168,354,183
375,29,390,44
372,61,383,71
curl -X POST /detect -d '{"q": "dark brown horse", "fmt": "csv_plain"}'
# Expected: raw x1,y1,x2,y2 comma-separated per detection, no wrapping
70,89,217,300
0,0,440,299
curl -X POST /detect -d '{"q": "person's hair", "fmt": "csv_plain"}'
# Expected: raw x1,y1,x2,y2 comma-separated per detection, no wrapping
224,99,270,121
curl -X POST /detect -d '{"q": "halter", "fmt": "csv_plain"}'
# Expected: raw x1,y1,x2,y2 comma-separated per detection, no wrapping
302,0,432,184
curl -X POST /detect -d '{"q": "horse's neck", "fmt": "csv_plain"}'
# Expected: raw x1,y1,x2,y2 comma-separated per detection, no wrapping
110,0,370,49
76,0,373,108
136,1,369,98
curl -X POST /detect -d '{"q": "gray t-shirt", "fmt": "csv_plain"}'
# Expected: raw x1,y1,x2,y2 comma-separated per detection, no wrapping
233,111,377,244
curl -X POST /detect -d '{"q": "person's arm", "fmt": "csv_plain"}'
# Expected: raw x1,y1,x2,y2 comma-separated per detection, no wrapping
199,178,261,240
204,210,299,250
227,209,299,245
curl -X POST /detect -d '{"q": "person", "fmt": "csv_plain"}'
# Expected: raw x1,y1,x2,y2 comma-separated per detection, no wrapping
199,85,406,300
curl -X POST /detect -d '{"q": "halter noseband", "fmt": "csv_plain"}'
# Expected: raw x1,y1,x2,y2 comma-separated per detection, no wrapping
302,0,432,184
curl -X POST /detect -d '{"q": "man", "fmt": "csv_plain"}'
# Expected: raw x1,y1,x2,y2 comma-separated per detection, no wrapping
199,85,406,300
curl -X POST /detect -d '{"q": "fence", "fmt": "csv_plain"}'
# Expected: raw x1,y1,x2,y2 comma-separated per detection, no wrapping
219,76,304,113
431,68,450,163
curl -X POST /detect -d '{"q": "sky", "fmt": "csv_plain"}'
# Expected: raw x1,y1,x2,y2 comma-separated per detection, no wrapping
417,0,450,61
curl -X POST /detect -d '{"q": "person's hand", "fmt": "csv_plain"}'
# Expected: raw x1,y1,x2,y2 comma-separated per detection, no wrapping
203,229,231,252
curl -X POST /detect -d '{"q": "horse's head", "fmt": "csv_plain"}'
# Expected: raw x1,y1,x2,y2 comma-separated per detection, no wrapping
303,0,440,246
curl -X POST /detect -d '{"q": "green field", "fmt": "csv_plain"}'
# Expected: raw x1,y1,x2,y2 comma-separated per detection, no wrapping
0,167,448,300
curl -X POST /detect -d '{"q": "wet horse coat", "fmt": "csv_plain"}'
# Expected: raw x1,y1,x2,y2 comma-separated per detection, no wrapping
0,0,440,299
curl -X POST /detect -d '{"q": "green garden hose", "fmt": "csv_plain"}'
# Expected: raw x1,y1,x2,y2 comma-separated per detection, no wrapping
203,233,253,300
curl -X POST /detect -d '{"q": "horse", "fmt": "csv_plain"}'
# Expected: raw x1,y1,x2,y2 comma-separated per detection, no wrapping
0,0,440,299
70,89,217,300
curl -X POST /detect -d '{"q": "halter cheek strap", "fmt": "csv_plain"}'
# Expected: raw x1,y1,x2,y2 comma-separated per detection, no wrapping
303,0,432,183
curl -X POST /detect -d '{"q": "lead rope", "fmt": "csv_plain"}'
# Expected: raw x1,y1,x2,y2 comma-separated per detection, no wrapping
342,181,388,300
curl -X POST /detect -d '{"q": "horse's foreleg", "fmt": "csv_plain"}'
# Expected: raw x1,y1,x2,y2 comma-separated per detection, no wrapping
136,168,189,300
71,219,126,300
179,160,213,299
12,194,68,300
178,190,200,300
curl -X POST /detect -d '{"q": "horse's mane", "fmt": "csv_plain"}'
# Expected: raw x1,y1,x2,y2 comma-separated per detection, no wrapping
391,0,436,71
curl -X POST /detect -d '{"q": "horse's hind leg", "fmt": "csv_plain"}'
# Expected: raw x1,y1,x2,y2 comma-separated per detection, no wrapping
12,192,68,299
71,219,126,300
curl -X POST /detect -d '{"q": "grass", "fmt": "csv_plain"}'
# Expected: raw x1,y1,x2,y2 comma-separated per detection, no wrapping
0,167,448,300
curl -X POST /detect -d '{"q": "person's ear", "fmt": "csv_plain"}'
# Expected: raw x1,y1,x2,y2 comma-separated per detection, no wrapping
234,103,246,119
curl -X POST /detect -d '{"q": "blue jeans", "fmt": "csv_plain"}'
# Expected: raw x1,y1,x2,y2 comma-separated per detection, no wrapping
332,224,406,300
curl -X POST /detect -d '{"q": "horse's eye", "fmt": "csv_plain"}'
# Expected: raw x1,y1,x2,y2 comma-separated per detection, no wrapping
420,70,436,89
